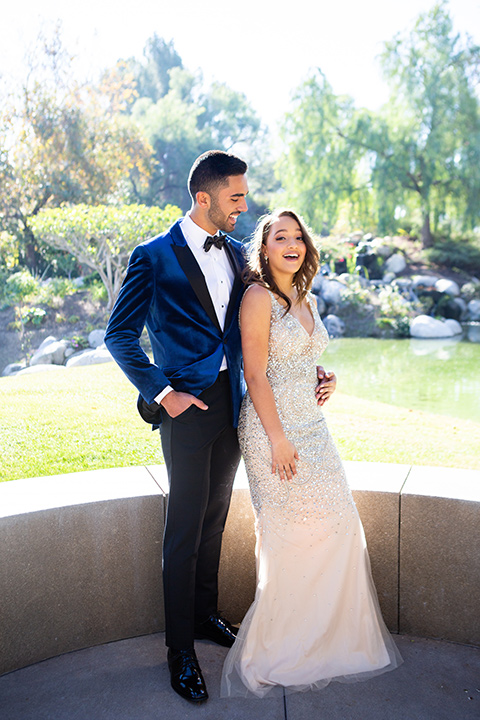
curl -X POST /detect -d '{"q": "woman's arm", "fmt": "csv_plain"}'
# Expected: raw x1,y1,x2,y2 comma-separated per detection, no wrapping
240,285,298,482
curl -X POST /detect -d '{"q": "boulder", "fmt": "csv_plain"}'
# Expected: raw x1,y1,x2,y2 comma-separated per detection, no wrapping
30,339,69,366
37,336,58,351
384,253,407,275
382,271,396,284
65,345,113,367
452,297,467,318
467,324,480,343
410,315,459,339
411,276,439,290
2,362,26,377
468,299,480,320
315,295,326,316
320,279,344,306
443,319,463,336
88,329,106,348
372,242,394,259
311,274,325,296
322,314,345,338
435,278,460,296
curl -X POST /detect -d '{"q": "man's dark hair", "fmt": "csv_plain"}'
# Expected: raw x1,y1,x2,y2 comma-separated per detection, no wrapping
188,150,247,200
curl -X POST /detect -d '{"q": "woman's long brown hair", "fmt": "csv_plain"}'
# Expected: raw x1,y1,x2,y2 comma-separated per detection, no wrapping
243,209,320,313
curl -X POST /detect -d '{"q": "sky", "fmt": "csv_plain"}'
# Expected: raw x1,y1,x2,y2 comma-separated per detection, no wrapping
1,0,480,129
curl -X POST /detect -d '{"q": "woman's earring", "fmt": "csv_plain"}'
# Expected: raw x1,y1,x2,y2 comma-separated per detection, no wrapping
264,254,269,264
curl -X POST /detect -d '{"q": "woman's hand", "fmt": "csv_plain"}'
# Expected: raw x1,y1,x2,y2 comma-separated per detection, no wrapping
271,437,299,482
315,365,337,406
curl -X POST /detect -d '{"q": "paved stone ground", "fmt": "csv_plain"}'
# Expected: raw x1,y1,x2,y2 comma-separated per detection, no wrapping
0,633,479,720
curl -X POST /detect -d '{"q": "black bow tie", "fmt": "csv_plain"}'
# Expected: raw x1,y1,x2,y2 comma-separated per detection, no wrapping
203,234,227,252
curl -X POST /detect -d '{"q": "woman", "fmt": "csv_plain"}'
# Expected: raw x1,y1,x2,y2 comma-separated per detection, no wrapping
221,209,402,698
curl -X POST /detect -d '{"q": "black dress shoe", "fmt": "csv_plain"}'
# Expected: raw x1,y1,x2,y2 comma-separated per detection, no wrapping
167,648,208,703
194,613,238,648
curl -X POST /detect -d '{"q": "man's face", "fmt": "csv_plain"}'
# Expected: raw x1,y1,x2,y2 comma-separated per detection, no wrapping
207,174,249,234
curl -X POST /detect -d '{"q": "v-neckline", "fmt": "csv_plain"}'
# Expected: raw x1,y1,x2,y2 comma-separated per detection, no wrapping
271,292,316,338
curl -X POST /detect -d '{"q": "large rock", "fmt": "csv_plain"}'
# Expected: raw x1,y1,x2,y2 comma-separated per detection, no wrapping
435,278,460,296
65,345,113,367
411,276,438,290
452,297,467,318
384,253,407,275
322,314,345,338
320,279,344,306
314,294,326,316
2,362,26,377
88,329,106,348
467,324,480,343
468,299,480,320
371,239,394,259
30,339,69,366
410,315,461,339
443,319,463,335
37,336,57,351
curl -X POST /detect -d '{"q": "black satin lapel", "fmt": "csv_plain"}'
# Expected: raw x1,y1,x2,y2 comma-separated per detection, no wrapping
172,245,221,333
224,243,245,329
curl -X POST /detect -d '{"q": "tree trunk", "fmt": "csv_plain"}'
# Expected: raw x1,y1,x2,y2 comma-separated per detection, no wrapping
421,212,434,249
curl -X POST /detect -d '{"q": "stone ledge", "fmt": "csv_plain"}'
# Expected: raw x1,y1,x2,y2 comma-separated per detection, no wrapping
0,466,166,676
1,461,479,677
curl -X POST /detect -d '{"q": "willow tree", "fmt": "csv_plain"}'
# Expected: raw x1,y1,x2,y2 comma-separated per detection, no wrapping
377,1,480,246
278,2,480,246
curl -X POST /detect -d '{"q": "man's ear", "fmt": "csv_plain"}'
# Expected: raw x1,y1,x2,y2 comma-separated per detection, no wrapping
195,191,211,209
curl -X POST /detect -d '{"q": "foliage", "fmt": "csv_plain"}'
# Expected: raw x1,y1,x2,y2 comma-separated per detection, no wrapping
30,203,182,309
376,285,417,337
69,335,90,350
0,27,155,274
278,2,480,248
20,307,47,326
338,275,374,310
424,236,480,276
5,270,39,305
130,65,262,212
278,71,371,233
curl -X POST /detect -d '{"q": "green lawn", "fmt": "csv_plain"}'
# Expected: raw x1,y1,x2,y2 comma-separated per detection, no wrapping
1,362,478,483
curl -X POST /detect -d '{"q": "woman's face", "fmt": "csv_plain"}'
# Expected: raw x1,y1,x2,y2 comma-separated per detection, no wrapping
263,215,306,279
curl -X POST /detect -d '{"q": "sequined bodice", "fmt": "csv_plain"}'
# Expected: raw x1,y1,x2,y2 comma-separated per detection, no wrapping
265,291,329,431
238,287,353,515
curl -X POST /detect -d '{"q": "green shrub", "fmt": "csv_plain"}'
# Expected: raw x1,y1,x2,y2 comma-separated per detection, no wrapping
20,307,47,326
425,237,480,275
5,270,39,305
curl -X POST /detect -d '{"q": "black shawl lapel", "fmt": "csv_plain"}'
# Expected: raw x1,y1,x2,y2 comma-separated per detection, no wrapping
171,244,222,333
224,241,245,330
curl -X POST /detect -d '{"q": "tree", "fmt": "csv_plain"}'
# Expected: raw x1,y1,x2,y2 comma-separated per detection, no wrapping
0,27,155,273
123,35,183,105
278,71,372,233
30,204,181,309
278,2,480,246
377,1,480,246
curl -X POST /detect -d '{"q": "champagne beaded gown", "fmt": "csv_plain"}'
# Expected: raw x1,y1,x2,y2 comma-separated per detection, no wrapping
221,289,402,698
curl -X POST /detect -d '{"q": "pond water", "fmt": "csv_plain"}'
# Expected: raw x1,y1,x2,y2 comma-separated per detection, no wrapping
322,331,480,424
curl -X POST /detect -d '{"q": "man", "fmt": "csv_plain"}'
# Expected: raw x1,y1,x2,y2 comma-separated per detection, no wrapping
105,150,249,703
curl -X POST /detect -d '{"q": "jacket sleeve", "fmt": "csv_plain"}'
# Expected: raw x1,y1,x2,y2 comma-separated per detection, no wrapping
104,245,170,404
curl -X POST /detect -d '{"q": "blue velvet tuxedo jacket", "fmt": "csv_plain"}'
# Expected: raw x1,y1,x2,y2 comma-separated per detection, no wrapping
104,219,246,427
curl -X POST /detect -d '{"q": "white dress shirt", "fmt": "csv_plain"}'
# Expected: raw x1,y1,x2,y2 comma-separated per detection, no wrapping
154,214,234,404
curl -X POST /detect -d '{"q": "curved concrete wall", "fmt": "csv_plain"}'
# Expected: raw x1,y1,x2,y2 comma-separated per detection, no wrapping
1,461,479,676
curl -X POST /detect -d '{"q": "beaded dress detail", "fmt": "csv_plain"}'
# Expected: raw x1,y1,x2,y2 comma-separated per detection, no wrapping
221,289,402,698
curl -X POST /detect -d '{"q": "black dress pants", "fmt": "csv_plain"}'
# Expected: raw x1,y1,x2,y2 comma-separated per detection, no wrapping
160,371,241,650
